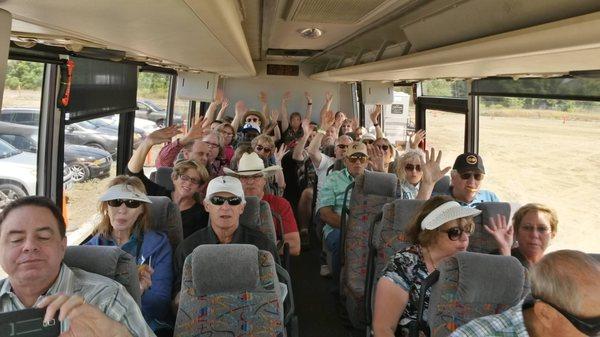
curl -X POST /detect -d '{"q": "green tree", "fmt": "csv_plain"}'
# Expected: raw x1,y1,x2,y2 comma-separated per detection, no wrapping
5,60,44,90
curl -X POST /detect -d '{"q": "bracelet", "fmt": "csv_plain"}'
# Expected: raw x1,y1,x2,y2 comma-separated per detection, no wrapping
373,123,380,127
307,102,313,105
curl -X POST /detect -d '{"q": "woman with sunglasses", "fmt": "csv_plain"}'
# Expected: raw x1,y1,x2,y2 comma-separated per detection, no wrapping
395,149,426,199
373,195,481,337
87,175,173,334
485,203,558,269
373,137,396,173
127,127,211,238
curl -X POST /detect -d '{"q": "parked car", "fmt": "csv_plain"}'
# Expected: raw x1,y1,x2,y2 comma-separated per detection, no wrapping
137,99,183,127
79,116,156,148
65,122,118,156
0,107,39,126
0,121,113,182
0,138,72,210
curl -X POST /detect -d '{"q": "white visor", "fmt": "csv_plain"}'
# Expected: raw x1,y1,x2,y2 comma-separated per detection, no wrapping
421,201,481,230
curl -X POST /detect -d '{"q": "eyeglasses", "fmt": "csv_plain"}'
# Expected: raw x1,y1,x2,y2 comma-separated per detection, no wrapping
209,195,243,206
337,144,349,149
405,164,421,172
460,172,484,181
178,173,201,185
520,224,551,234
204,141,219,149
107,199,142,208
255,145,272,153
348,156,368,164
246,117,260,123
377,145,389,151
536,297,600,336
362,140,374,145
439,226,474,241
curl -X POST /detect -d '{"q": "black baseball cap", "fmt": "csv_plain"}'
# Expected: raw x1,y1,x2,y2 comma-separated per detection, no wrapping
453,153,485,173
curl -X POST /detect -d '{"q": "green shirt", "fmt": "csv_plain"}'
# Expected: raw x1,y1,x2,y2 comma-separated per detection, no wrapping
318,168,354,238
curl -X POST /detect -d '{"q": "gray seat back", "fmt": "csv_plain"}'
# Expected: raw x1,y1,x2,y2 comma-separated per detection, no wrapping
147,195,183,250
63,245,141,306
174,244,284,336
469,202,513,253
428,252,529,337
155,166,174,191
342,170,397,329
432,175,450,194
239,196,277,246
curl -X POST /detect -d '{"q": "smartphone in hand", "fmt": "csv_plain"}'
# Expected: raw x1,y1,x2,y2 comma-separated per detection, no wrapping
0,308,60,337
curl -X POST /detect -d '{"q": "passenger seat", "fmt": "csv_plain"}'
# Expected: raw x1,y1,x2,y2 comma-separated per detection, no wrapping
147,195,183,251
469,202,513,253
174,244,285,337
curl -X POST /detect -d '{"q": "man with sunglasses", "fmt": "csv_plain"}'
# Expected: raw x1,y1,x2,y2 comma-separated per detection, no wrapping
318,141,370,287
446,153,499,206
451,249,600,337
171,176,279,307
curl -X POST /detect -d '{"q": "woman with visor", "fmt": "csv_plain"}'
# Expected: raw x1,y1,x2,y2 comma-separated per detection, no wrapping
87,176,173,335
372,195,481,337
127,126,211,238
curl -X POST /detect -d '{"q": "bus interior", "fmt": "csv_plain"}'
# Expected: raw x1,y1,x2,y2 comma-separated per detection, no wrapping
0,1,599,336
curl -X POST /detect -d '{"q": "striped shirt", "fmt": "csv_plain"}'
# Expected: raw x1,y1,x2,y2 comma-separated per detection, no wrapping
449,300,530,337
0,264,155,337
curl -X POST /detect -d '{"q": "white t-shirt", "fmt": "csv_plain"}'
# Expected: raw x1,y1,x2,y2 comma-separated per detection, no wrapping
313,153,335,206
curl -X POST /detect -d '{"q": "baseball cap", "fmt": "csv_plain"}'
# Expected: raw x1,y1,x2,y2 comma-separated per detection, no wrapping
346,141,368,157
99,184,152,203
453,152,485,174
204,176,246,203
241,122,261,134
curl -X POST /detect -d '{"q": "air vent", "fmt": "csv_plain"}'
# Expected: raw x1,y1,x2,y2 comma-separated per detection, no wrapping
267,64,299,76
267,49,323,57
285,0,388,24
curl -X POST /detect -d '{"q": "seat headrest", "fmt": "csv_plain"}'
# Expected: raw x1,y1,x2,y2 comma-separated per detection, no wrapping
373,199,424,250
444,252,526,303
191,244,260,294
469,202,512,253
432,175,450,194
590,254,600,262
64,246,141,304
147,195,183,248
239,196,261,228
362,170,397,197
155,167,174,191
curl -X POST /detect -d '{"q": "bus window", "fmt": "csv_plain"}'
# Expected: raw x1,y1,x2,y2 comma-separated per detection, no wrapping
0,60,44,210
63,115,117,244
422,79,468,98
478,96,600,253
425,109,465,170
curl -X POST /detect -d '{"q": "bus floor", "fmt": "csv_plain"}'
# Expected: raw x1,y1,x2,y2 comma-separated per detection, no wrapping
289,232,364,337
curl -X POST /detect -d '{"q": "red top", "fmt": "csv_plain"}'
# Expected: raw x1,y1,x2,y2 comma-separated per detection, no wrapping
155,140,182,168
262,194,298,238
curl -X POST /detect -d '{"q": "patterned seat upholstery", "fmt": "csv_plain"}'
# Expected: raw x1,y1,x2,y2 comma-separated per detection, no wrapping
365,199,426,325
64,245,141,306
174,244,285,337
469,202,513,253
154,166,174,191
341,170,397,330
148,195,183,251
428,252,529,337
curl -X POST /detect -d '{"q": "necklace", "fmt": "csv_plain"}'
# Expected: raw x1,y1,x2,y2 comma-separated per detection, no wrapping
423,246,437,271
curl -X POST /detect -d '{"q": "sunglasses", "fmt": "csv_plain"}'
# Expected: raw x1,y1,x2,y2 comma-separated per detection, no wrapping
377,145,389,151
439,226,474,241
107,199,142,208
337,144,349,149
246,117,260,123
405,164,421,172
209,195,243,206
460,172,484,181
362,140,374,145
348,156,368,164
536,297,600,336
178,173,201,185
255,145,272,153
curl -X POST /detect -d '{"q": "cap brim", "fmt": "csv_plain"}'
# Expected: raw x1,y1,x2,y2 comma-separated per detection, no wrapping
421,202,481,230
98,188,152,204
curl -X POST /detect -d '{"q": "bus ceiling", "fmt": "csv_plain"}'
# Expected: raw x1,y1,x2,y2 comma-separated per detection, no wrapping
0,0,599,81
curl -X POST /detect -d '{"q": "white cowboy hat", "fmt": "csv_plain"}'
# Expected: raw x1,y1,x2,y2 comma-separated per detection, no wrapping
223,152,282,177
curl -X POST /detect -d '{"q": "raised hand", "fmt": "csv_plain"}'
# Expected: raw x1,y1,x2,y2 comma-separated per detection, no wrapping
221,97,229,109
270,108,280,122
301,118,311,136
282,91,292,103
259,91,268,104
145,125,182,146
410,129,426,149
484,214,514,255
182,116,208,144
274,144,290,165
138,265,154,294
367,144,385,172
304,91,312,104
369,104,382,125
214,88,224,104
419,148,451,185
320,109,336,131
235,100,248,117
325,91,333,103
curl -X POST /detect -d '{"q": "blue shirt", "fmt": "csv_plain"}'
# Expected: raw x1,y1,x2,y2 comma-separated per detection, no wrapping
450,300,530,337
439,186,500,207
318,168,354,239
